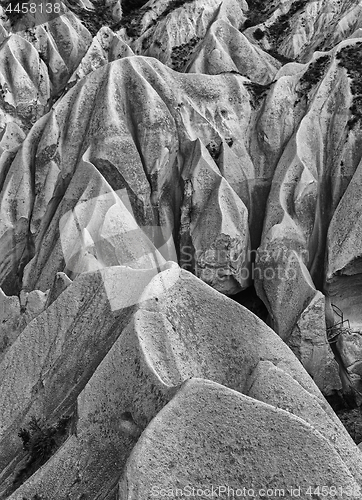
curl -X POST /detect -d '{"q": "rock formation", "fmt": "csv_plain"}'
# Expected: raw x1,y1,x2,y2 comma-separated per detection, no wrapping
1,0,362,498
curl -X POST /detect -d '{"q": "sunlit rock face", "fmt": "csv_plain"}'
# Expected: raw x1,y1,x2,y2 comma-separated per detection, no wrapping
1,0,362,498
120,379,361,500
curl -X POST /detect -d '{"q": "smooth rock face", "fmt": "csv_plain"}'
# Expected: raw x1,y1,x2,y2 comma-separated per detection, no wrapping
245,360,362,484
1,0,362,497
3,265,358,499
120,378,361,499
288,291,341,394
326,156,362,330
0,264,170,498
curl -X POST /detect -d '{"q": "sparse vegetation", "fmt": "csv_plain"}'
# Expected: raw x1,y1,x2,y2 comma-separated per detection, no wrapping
13,415,72,491
253,28,265,40
206,140,221,161
243,0,309,63
115,0,194,38
336,42,362,129
66,0,115,36
171,36,201,72
158,0,194,20
243,0,279,29
300,55,330,87
267,14,289,44
267,0,309,45
295,54,331,103
112,2,151,37
244,81,273,108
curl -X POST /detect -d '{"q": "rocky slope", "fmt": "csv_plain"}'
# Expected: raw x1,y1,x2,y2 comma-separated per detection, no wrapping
1,0,362,498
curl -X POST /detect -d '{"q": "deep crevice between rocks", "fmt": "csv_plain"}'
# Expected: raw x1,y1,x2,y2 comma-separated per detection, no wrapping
231,283,269,324
326,392,362,445
232,282,362,446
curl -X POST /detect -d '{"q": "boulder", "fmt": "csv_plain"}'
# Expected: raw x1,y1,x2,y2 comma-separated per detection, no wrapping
120,378,361,499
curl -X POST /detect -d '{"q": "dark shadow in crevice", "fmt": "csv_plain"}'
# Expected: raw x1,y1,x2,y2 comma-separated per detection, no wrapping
231,284,269,324
326,391,362,444
121,0,149,16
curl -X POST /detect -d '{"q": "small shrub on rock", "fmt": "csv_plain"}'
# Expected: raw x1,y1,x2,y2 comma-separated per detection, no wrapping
253,28,265,40
336,42,362,129
13,415,72,491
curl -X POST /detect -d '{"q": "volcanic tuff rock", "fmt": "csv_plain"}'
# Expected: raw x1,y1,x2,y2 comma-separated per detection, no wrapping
1,0,362,498
121,379,361,499
3,266,362,499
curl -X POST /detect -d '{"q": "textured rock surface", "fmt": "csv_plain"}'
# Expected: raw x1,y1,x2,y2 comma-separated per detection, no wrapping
120,378,360,499
1,0,362,498
4,266,361,499
0,263,176,498
288,291,341,393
